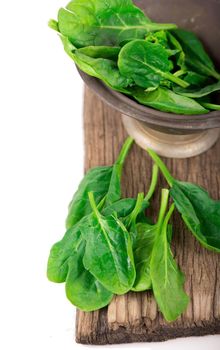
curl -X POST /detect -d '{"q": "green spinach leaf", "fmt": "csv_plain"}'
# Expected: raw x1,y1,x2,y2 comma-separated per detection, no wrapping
55,0,177,48
66,137,133,229
132,222,156,291
172,29,220,80
118,40,189,89
65,241,113,311
145,31,179,61
102,198,137,217
66,166,112,229
133,87,208,115
61,36,132,92
150,199,189,322
171,182,220,252
132,187,168,292
82,192,136,294
147,149,220,253
78,46,120,60
47,225,83,283
47,218,113,311
182,71,208,87
167,32,186,70
174,80,220,98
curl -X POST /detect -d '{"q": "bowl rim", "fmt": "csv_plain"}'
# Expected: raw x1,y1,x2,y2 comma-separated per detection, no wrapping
78,69,220,131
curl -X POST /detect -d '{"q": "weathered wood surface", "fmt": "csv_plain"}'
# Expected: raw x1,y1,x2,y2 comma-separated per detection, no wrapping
76,87,220,344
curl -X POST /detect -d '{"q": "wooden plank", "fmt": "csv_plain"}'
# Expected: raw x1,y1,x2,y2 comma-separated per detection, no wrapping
76,87,220,344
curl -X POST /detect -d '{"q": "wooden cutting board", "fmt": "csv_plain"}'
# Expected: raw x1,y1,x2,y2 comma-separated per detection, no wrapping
75,87,220,344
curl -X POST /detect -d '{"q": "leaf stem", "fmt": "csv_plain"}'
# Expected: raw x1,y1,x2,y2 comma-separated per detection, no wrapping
173,69,186,78
162,203,175,233
147,149,174,187
145,164,159,202
88,192,100,218
127,193,144,227
209,70,220,80
157,189,170,228
97,195,106,210
100,24,177,31
200,102,220,111
163,71,189,88
145,23,177,31
116,137,134,165
48,19,59,32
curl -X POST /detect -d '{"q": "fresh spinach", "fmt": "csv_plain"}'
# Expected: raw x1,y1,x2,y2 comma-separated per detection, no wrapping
174,80,220,98
172,29,220,80
54,0,177,48
150,193,189,322
167,32,186,70
182,71,208,87
147,149,220,253
61,36,132,93
47,181,146,309
133,87,208,115
47,222,113,311
50,0,220,114
47,224,83,283
48,0,220,319
118,40,189,89
47,136,220,319
66,137,133,229
48,196,142,284
78,46,121,60
145,31,180,66
65,241,113,311
133,189,189,322
132,187,168,292
102,198,137,217
171,182,220,252
132,222,156,291
145,31,185,72
82,192,136,294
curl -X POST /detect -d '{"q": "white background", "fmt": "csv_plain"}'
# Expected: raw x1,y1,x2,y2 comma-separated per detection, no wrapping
0,1,219,349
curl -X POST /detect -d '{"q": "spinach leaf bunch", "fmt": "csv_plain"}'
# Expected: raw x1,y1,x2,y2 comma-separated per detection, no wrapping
47,138,220,322
47,137,159,312
132,189,189,322
49,0,220,114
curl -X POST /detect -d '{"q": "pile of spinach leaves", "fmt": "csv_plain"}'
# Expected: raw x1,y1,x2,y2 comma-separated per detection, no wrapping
47,137,220,322
49,0,220,114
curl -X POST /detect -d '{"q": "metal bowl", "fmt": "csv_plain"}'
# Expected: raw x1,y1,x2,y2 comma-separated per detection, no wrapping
78,0,220,158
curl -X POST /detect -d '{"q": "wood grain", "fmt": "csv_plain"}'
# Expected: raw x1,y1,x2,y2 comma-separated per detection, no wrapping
76,87,220,344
